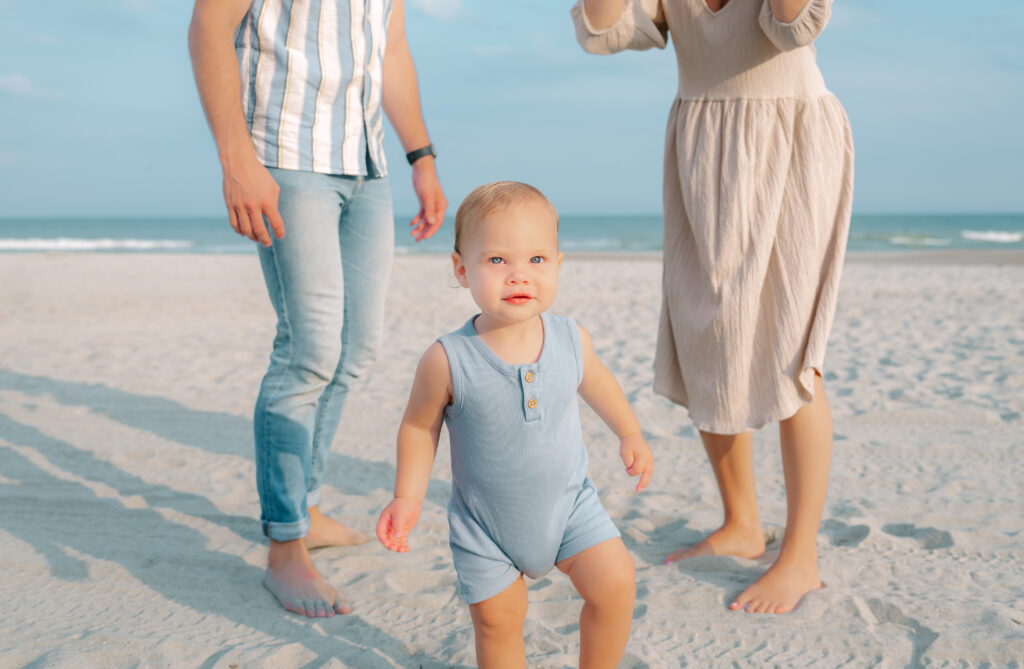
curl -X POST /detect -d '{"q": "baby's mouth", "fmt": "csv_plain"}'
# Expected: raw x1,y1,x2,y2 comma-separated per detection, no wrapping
503,294,533,304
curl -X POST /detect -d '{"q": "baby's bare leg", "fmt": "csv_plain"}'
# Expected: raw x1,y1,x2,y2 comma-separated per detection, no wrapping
731,372,831,614
557,538,635,669
469,576,528,669
664,431,765,564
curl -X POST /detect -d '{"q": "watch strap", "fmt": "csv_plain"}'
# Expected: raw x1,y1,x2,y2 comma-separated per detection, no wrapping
406,143,436,165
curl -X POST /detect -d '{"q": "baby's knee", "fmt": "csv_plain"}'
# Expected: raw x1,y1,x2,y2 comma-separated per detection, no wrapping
581,553,636,609
598,564,637,607
470,593,527,637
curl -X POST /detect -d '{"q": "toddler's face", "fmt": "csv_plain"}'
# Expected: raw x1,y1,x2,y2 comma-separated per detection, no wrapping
452,199,562,326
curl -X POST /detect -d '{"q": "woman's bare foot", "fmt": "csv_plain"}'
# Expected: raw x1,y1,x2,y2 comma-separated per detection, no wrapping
664,523,766,564
264,538,352,617
729,556,821,614
305,506,370,550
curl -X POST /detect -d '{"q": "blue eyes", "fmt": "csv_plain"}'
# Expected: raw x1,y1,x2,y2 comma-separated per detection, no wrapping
488,256,545,264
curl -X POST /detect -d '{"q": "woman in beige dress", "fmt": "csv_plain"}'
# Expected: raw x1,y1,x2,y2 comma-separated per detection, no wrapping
572,0,853,614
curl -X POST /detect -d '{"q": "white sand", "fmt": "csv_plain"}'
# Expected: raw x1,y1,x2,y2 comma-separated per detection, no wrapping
0,252,1021,668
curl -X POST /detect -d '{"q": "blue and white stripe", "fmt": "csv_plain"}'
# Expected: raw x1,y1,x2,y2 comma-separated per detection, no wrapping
235,0,392,176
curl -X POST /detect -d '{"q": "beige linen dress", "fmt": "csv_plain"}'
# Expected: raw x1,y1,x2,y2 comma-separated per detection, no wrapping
572,0,854,434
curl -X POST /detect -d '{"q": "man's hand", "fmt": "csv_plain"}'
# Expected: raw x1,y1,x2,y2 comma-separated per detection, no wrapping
409,157,446,242
620,433,654,492
222,159,286,247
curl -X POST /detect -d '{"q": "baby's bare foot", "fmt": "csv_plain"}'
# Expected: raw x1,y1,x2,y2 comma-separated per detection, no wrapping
729,558,821,614
265,539,351,617
664,524,766,564
305,507,370,550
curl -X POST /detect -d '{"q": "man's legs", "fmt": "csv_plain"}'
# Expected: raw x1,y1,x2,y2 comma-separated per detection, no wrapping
305,175,394,548
253,169,392,616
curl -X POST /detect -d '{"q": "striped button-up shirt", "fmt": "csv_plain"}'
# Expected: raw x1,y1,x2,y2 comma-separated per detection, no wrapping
236,0,392,176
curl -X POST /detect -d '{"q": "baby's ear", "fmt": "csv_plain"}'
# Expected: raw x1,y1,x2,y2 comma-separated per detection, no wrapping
451,252,468,287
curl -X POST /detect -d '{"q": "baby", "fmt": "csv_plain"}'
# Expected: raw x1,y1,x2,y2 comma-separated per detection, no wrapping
377,181,654,668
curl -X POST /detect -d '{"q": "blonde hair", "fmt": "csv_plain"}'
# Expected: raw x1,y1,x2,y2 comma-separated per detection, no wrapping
453,181,559,254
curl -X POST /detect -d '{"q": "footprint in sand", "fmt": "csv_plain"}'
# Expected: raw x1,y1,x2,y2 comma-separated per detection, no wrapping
820,519,870,548
857,597,940,666
882,523,954,550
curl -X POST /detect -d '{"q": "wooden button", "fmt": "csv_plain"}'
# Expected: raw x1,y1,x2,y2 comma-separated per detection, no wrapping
524,371,534,383
527,398,538,409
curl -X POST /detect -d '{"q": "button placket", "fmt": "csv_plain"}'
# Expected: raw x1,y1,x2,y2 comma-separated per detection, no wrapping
521,367,541,422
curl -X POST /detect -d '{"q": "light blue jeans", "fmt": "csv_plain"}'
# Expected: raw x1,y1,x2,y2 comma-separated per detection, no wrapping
254,167,393,541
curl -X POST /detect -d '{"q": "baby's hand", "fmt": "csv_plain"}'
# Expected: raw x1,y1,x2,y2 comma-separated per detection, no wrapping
620,433,654,492
376,498,422,552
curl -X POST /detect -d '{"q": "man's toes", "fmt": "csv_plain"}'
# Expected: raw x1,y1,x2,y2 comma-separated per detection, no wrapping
303,599,322,618
334,599,352,615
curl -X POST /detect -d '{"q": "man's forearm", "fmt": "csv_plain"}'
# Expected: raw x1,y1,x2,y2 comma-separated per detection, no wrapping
381,34,431,153
188,1,258,171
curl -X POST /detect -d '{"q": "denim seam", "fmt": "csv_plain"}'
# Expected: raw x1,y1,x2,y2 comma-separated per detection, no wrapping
261,240,300,538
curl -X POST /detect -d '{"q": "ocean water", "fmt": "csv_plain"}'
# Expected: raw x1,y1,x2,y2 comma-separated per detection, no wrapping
0,214,1021,254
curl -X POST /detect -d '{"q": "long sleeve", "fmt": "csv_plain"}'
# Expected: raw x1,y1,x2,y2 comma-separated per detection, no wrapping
758,0,832,52
571,0,668,56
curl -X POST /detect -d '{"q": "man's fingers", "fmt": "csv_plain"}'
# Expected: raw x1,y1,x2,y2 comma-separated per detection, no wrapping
247,205,273,246
266,204,286,239
430,195,447,236
227,208,242,235
234,206,256,241
422,195,437,227
409,211,425,238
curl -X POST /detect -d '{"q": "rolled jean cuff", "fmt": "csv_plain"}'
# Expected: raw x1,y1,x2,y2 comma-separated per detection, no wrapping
306,486,322,508
262,515,310,542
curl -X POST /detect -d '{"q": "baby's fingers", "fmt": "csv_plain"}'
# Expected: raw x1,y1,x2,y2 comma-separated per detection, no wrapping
636,464,653,491
375,513,406,551
375,513,393,548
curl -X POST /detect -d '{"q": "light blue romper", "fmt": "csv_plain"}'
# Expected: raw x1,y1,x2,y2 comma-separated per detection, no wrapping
438,312,621,604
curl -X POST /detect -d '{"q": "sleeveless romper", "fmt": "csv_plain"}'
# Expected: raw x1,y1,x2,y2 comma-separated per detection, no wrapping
438,313,621,604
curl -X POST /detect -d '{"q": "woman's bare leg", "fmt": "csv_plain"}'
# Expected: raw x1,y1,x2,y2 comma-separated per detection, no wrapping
665,431,766,564
731,372,831,614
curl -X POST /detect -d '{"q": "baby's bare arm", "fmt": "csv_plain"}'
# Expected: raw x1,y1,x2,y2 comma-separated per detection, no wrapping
395,342,451,502
578,326,641,439
577,325,654,491
377,343,451,551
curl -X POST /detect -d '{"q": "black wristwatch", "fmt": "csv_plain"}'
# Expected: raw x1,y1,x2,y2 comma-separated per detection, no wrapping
406,143,436,165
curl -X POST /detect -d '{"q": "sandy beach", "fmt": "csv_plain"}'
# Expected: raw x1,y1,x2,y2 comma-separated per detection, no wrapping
1,251,1022,668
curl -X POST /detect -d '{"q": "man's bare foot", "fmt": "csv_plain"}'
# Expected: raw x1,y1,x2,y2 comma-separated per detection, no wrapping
729,557,821,614
264,539,351,617
305,506,370,550
664,523,766,564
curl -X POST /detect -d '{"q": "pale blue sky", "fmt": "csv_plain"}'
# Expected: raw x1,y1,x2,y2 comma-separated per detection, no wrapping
1,0,1022,217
